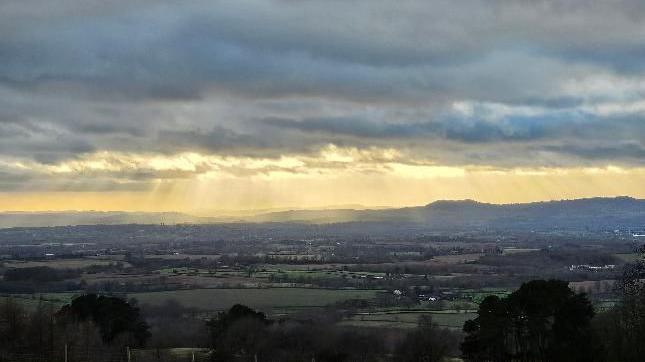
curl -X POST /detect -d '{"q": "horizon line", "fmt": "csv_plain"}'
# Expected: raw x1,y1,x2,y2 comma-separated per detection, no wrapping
0,195,638,215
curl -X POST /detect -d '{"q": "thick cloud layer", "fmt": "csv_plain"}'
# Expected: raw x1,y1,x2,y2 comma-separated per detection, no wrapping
0,0,644,193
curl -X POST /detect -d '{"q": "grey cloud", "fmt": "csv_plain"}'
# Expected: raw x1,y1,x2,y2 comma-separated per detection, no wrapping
0,113,96,163
263,115,559,143
262,117,427,139
0,164,149,192
72,123,146,137
541,143,645,162
0,0,643,176
156,127,268,154
0,0,641,104
260,111,645,167
0,177,151,192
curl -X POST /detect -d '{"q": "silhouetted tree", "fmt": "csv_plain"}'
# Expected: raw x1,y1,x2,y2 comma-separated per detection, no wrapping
396,315,459,362
0,297,27,351
594,245,645,362
206,304,270,361
57,294,150,347
462,279,600,362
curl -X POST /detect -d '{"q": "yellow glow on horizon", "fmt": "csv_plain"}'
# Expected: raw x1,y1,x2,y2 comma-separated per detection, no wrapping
1,147,644,213
1,166,644,213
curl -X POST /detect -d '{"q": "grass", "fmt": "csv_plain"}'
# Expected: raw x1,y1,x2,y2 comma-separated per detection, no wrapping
502,248,540,255
259,263,356,271
129,287,382,313
1,258,120,269
460,288,512,303
0,293,76,310
341,310,476,330
430,253,484,264
131,348,211,360
614,253,641,263
261,269,387,280
145,254,221,260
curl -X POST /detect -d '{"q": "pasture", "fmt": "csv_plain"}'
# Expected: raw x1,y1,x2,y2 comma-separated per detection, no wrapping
613,253,641,263
0,293,76,310
130,287,382,313
430,253,483,264
502,248,540,255
341,310,476,330
1,258,120,269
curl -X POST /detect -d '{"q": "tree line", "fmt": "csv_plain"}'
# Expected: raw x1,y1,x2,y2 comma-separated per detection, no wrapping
1,270,644,361
462,258,645,362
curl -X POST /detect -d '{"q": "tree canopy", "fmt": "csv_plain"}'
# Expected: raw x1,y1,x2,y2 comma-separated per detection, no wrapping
57,294,150,347
462,279,601,362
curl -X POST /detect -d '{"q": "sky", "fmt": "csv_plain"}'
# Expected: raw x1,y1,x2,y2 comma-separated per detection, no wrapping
1,0,645,213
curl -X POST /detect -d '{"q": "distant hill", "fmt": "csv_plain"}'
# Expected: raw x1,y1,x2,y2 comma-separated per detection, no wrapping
250,197,645,230
0,211,215,228
1,197,643,230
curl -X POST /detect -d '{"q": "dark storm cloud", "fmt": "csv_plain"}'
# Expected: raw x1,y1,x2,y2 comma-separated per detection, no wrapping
72,123,145,137
262,117,429,139
541,144,645,162
0,0,643,174
1,0,642,102
264,114,567,143
157,127,268,153
262,110,645,167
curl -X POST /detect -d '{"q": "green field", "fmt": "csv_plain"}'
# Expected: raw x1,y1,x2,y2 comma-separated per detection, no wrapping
340,310,476,330
0,293,77,310
460,288,512,303
1,258,120,269
261,269,387,280
614,253,641,263
132,348,211,361
502,248,540,255
129,288,382,313
145,254,221,260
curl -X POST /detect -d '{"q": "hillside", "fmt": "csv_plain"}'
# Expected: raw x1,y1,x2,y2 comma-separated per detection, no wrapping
251,197,645,230
1,197,643,231
0,211,215,228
